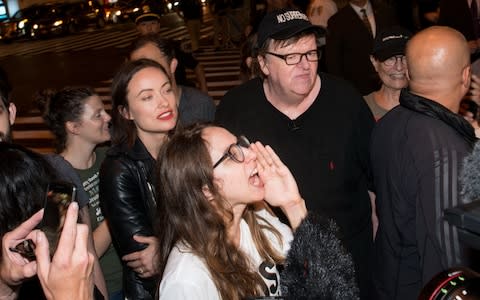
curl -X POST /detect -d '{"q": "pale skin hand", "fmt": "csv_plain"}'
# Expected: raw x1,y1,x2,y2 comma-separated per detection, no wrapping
251,142,307,230
0,210,43,300
122,235,160,278
36,202,95,300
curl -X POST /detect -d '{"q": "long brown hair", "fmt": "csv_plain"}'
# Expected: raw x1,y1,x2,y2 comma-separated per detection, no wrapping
156,123,284,300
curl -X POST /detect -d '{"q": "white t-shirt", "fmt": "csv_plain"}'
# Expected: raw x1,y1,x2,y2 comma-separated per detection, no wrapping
158,208,293,299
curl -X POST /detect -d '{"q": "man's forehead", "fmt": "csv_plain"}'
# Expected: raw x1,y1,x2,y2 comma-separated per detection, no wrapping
268,34,317,50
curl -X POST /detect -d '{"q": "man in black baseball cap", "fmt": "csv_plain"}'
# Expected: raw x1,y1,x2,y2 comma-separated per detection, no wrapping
256,9,325,48
216,9,376,299
135,10,161,35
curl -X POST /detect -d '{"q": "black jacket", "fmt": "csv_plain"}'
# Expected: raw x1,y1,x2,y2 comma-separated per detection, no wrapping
371,90,476,299
100,138,158,299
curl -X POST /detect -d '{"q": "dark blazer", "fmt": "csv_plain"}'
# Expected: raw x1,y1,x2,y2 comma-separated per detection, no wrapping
438,0,477,41
325,1,397,95
100,138,158,299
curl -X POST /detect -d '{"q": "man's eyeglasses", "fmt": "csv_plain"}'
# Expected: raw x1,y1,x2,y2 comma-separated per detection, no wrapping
265,50,319,65
213,135,251,169
383,55,407,67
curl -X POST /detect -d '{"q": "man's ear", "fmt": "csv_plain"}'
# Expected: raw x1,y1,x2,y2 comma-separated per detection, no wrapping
8,103,16,126
257,55,270,76
462,65,472,89
119,105,132,120
170,58,178,74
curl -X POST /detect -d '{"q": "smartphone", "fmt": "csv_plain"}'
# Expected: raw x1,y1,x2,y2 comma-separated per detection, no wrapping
40,181,77,255
9,239,36,261
9,181,77,260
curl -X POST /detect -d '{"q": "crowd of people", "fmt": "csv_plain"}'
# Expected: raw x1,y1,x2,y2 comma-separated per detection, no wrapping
2,1,480,299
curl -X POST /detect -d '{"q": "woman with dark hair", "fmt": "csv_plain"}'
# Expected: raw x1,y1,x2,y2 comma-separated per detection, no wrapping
100,58,178,299
0,143,55,237
0,142,95,300
35,87,121,299
156,123,307,299
129,34,215,126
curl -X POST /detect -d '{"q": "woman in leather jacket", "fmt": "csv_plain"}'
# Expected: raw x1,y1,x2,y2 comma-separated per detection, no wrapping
100,59,178,299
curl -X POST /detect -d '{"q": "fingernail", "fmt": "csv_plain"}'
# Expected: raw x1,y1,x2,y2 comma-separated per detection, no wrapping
71,202,78,210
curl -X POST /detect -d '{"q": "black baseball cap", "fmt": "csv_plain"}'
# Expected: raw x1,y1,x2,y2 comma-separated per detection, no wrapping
372,26,412,61
256,9,325,48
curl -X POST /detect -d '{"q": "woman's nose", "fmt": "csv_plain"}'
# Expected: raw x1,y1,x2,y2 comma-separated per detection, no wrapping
156,94,169,108
244,145,257,162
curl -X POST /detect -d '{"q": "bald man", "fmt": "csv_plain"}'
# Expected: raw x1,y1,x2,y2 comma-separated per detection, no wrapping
370,26,478,300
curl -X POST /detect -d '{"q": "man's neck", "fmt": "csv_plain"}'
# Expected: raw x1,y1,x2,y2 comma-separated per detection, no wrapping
409,80,465,113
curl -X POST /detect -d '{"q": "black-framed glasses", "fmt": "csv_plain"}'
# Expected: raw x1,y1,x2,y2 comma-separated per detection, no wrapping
213,135,251,169
383,55,407,67
265,50,319,65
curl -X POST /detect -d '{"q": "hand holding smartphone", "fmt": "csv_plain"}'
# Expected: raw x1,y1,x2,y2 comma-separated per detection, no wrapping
10,181,77,260
41,181,77,255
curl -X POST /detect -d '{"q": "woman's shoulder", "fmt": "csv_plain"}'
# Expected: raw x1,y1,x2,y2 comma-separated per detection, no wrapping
159,244,219,300
100,147,140,182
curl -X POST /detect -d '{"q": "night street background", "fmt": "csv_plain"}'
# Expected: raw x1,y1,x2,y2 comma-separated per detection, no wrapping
0,8,242,152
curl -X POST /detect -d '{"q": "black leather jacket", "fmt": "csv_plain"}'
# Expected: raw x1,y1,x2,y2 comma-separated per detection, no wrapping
100,138,158,299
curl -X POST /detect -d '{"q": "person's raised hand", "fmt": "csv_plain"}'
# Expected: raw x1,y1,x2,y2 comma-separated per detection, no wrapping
251,141,301,207
252,142,306,229
0,209,43,297
35,202,94,300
